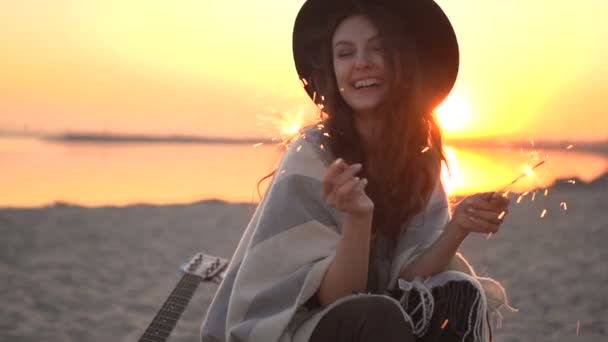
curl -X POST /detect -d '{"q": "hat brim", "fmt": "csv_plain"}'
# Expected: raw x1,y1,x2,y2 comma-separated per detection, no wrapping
292,0,459,108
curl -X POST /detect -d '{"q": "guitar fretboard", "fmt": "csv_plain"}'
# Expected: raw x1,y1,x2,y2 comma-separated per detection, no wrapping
138,273,201,342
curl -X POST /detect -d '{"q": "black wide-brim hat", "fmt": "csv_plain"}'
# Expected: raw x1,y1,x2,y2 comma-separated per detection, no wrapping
293,0,459,108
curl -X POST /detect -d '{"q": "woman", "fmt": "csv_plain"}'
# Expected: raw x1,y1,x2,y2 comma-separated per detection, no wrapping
201,1,513,341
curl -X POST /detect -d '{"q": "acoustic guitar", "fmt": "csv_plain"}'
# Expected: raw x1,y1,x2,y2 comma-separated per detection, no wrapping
138,253,228,342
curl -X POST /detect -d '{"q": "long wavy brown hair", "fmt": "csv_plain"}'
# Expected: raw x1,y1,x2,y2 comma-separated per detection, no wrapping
258,2,447,242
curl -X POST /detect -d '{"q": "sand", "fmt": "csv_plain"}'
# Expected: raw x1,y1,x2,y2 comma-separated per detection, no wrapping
1,183,607,341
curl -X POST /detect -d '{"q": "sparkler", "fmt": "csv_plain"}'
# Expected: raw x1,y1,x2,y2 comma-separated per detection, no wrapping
497,161,546,192
441,319,449,330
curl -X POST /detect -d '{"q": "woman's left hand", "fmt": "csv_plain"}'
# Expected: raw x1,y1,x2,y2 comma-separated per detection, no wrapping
448,192,510,236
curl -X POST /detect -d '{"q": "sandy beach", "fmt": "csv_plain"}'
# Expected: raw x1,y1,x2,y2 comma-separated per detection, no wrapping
1,177,606,341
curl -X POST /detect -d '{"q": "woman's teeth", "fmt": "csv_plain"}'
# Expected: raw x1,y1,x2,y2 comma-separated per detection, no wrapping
353,79,381,89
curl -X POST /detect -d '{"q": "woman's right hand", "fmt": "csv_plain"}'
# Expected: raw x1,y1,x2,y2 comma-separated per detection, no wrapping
322,158,374,219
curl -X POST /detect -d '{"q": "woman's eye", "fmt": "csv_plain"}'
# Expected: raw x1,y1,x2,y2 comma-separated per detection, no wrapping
336,51,354,58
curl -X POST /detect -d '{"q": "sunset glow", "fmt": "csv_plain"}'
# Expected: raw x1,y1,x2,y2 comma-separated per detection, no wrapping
0,0,606,140
435,94,473,136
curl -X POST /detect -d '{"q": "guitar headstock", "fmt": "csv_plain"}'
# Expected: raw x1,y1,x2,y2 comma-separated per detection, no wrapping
179,252,229,282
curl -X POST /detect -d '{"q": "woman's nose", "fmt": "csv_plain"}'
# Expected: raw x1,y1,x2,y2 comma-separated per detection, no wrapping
354,52,373,70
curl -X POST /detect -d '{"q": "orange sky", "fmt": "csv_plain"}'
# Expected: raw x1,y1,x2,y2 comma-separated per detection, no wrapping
1,0,607,140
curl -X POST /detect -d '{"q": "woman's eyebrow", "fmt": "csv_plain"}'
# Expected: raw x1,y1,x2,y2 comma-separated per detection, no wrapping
333,34,379,48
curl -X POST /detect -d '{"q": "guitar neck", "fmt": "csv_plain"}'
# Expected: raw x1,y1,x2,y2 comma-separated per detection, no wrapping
138,273,201,342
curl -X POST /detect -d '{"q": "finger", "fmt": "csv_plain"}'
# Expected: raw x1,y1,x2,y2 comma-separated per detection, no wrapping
323,158,348,197
353,178,368,193
333,163,362,188
467,207,507,224
335,177,360,204
468,215,500,233
468,196,509,212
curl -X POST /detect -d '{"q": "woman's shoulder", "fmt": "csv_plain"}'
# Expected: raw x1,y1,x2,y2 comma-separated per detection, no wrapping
282,124,335,169
268,124,335,190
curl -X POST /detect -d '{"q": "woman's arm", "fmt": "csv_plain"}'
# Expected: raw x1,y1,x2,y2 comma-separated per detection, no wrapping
399,221,468,280
317,213,372,307
399,192,510,281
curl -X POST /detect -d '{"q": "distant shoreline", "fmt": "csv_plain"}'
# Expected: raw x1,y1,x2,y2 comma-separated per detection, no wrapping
1,130,606,154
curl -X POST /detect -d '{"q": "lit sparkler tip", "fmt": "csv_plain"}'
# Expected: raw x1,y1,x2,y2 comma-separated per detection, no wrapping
296,144,302,152
321,95,325,101
531,192,537,202
320,144,325,150
323,132,330,137
540,209,547,218
544,189,549,197
516,195,524,204
560,202,568,210
498,211,506,220
567,144,574,150
252,142,264,147
421,146,431,153
441,319,449,330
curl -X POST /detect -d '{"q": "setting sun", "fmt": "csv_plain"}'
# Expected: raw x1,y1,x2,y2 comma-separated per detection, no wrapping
434,94,473,135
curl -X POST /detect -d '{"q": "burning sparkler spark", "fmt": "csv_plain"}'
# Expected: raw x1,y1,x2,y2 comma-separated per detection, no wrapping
498,211,506,220
540,209,547,218
441,319,449,330
567,144,574,150
252,142,264,147
421,146,430,153
560,202,568,210
544,189,549,197
498,161,546,192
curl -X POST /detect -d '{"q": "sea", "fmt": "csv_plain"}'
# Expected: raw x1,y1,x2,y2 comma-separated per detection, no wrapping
1,136,606,208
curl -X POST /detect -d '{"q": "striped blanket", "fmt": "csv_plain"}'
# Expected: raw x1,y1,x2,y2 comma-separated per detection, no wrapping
200,126,513,342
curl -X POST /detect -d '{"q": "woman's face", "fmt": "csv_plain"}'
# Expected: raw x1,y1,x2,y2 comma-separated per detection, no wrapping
332,15,387,115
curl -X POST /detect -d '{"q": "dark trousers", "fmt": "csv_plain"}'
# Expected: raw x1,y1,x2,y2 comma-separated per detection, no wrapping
309,279,486,342
309,295,415,342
